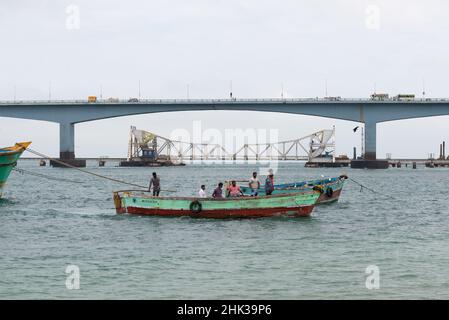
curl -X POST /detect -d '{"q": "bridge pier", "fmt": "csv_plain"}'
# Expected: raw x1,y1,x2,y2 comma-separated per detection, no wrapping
351,120,388,169
49,122,86,168
59,122,75,160
364,120,377,160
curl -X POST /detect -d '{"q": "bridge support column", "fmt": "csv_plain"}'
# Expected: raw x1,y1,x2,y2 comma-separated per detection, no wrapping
59,122,75,160
351,120,388,169
364,120,377,160
50,122,86,168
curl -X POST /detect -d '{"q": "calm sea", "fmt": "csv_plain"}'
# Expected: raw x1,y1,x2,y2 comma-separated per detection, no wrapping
1,160,448,299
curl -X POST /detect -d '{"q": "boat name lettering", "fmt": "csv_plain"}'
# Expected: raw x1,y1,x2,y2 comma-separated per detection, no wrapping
141,199,159,204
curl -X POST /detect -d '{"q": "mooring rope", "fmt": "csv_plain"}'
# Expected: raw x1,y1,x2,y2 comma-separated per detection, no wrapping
24,147,151,190
347,177,397,200
13,167,84,184
21,147,392,198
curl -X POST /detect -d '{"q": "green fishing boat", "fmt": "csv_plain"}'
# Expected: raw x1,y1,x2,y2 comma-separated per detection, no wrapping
113,190,320,218
0,142,31,198
239,175,348,204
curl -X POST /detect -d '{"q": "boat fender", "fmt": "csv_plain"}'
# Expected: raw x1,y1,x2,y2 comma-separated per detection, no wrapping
326,187,334,198
189,200,202,214
339,174,348,180
313,185,324,194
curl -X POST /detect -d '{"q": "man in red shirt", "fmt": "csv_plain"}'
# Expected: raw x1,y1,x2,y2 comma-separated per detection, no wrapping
227,180,244,197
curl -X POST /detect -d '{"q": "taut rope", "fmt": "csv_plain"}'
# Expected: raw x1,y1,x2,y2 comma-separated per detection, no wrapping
24,148,150,190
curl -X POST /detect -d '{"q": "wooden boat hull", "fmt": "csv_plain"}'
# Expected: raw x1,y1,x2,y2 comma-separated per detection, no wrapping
0,142,31,198
240,175,347,205
113,191,320,218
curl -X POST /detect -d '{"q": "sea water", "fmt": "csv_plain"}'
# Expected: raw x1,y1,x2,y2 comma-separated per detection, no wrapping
1,160,448,299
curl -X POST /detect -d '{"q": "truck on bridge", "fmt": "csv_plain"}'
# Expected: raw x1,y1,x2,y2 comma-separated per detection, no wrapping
394,94,415,101
371,93,389,101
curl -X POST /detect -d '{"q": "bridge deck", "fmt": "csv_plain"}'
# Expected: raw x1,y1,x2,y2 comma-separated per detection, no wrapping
4,98,449,166
2,98,449,105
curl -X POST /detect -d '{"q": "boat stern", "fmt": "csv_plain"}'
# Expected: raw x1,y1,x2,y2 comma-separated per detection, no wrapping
113,192,126,214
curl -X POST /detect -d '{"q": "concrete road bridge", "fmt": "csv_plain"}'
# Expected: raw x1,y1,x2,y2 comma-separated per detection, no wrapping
2,97,449,168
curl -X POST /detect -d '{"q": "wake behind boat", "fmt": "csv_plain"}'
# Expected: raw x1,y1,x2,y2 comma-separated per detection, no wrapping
113,190,321,218
0,142,31,198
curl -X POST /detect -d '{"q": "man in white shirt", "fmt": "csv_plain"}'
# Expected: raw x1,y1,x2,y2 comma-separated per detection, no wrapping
249,171,261,196
198,185,207,198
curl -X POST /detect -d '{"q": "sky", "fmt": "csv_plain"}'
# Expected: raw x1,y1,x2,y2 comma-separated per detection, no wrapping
1,0,449,158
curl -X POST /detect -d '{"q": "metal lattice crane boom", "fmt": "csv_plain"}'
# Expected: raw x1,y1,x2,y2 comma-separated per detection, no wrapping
127,126,336,162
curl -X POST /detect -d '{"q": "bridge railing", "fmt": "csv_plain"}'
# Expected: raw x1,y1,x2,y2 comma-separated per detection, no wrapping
1,97,449,105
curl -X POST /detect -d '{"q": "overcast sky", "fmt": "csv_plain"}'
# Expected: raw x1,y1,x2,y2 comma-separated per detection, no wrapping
1,0,449,158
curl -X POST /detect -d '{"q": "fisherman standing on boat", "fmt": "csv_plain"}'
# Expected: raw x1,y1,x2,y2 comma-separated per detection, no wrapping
198,185,207,198
265,169,275,196
212,182,224,198
149,172,161,197
249,171,260,196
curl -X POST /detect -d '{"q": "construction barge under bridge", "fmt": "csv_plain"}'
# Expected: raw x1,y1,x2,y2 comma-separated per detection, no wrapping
122,126,186,167
119,126,345,167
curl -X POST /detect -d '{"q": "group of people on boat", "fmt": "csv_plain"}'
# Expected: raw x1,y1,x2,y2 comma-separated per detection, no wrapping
148,169,274,198
201,169,275,198
148,169,275,198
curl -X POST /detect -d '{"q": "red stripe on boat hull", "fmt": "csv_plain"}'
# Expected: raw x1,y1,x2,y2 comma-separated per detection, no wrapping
123,205,315,219
317,188,342,204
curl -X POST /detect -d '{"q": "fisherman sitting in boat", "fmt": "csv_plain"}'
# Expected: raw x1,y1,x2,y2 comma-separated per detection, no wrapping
227,180,244,197
248,171,260,196
265,169,275,196
212,182,224,198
